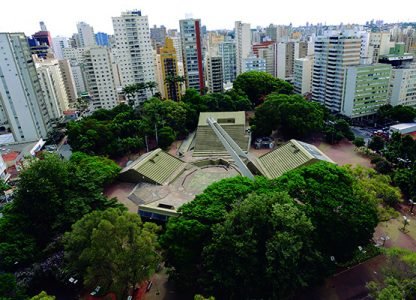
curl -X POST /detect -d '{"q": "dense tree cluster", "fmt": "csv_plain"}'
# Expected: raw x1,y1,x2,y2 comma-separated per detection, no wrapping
368,248,416,299
0,153,121,295
160,162,379,298
251,93,324,138
64,208,160,298
377,104,416,124
232,71,293,105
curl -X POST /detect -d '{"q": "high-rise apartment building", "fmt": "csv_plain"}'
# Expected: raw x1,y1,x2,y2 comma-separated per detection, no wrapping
150,25,167,47
34,56,70,117
235,21,251,75
179,18,205,92
52,36,69,60
0,33,53,142
258,44,276,77
206,56,224,93
155,37,181,101
312,34,361,112
58,60,78,103
112,10,155,102
77,22,96,48
341,64,392,118
219,40,237,83
389,64,416,108
83,47,118,110
293,57,313,96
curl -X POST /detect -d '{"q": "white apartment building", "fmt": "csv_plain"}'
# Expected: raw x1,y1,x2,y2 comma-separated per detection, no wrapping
58,59,78,103
52,36,69,60
112,10,155,102
312,34,362,113
171,36,183,63
369,32,394,64
34,56,69,118
389,64,416,108
0,33,52,143
235,21,251,75
293,57,313,96
77,22,96,48
83,47,118,110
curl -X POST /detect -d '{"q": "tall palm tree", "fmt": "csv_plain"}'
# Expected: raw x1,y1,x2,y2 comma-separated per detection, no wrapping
146,81,158,97
122,84,137,107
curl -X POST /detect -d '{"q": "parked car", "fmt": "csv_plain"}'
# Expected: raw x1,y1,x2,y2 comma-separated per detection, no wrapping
255,137,274,149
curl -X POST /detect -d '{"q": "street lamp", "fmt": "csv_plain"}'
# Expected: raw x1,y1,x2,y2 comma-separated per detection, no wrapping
402,216,410,232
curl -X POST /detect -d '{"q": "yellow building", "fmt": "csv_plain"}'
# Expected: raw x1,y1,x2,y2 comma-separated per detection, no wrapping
156,37,181,101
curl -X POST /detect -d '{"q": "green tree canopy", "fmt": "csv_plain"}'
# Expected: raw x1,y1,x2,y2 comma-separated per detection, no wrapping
30,291,56,300
63,208,160,298
0,154,120,270
233,71,293,105
251,93,324,138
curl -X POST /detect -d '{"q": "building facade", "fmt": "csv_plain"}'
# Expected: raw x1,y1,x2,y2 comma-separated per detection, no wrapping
235,21,251,75
243,55,266,73
389,64,416,108
206,56,224,93
312,34,362,112
219,40,237,84
83,47,118,110
0,33,52,142
293,57,313,96
179,18,205,92
77,22,96,48
342,64,392,118
112,10,156,102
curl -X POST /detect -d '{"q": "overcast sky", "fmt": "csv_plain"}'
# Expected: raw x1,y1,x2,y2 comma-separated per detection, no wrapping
1,0,415,37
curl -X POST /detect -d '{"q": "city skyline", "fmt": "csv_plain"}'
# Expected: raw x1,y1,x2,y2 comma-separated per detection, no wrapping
1,0,415,37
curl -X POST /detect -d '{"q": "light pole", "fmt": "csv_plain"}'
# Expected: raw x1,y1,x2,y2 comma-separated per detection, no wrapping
402,216,410,232
410,199,414,214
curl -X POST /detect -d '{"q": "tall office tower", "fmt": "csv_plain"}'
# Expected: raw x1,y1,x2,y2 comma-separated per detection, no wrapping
58,60,78,104
34,56,69,118
150,25,167,47
179,18,205,92
155,37,181,101
52,36,69,60
243,54,266,72
342,64,392,118
95,32,110,47
235,21,251,75
389,63,416,108
83,47,118,110
112,10,156,102
258,44,276,77
0,33,52,143
312,34,361,113
76,22,96,48
206,56,224,93
219,40,237,83
69,33,80,48
293,57,314,96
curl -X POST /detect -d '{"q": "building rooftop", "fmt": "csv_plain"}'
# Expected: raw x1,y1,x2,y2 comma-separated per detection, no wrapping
254,139,334,179
119,148,186,185
197,111,246,127
390,123,416,130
